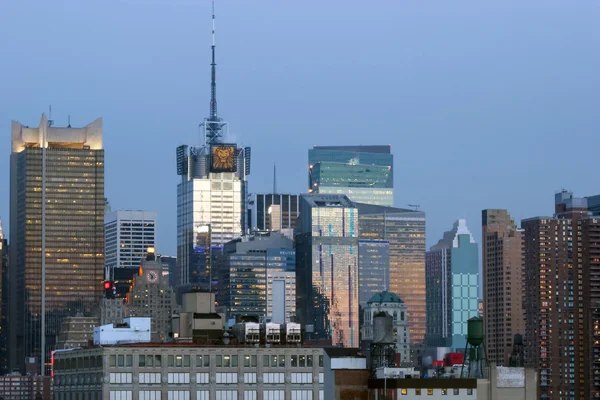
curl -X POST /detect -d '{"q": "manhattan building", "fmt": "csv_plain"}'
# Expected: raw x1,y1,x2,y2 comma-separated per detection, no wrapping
356,203,426,351
128,250,176,342
361,291,411,364
215,232,295,323
249,193,300,232
176,7,250,288
481,209,524,367
308,145,393,206
358,240,390,307
425,219,479,351
295,194,359,347
0,220,8,374
10,114,104,374
104,210,156,271
522,191,600,400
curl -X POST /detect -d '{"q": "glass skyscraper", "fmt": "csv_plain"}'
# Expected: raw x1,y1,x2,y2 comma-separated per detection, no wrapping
356,203,426,354
308,145,393,206
425,219,479,351
10,114,105,374
358,240,390,307
296,194,359,347
176,144,250,288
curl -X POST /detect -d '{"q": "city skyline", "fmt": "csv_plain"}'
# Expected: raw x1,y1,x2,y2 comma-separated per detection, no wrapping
0,1,598,257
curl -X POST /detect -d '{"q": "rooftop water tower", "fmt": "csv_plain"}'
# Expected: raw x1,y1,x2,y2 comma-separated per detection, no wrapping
460,316,488,378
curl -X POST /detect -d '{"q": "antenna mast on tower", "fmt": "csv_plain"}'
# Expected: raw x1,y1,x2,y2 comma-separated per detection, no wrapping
273,164,277,194
202,0,227,145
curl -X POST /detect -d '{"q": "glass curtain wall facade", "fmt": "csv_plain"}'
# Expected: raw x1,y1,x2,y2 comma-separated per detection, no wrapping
426,220,478,351
176,145,250,288
216,233,294,322
251,194,300,232
295,195,359,347
358,240,390,307
10,114,104,374
308,145,393,207
356,203,426,352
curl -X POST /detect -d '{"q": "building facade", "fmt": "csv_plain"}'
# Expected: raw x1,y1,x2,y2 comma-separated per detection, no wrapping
250,194,300,232
52,345,325,400
295,194,359,347
522,191,600,400
55,316,100,350
361,292,410,363
10,114,104,374
128,252,176,342
358,240,390,307
426,219,479,351
481,209,524,367
105,211,156,271
216,232,295,323
356,203,426,352
0,221,8,374
308,145,393,206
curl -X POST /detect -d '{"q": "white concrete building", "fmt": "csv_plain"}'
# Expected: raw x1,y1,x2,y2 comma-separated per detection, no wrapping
93,317,151,345
105,210,156,270
266,269,296,324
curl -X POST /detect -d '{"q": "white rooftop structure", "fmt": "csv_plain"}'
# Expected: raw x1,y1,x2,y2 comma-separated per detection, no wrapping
93,317,151,345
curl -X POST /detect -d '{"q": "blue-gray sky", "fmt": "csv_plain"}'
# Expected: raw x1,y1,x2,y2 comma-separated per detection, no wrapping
1,0,599,254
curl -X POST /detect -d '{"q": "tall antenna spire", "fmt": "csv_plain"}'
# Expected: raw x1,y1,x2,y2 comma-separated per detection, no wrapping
202,0,226,145
273,163,277,194
210,0,217,121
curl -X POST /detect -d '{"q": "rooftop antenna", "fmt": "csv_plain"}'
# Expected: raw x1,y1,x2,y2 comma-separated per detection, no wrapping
67,114,71,128
408,204,420,211
48,105,54,127
201,0,226,145
273,163,277,194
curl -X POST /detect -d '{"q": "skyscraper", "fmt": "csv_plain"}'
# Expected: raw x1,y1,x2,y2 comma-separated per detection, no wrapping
128,249,176,342
425,219,479,351
295,194,359,347
358,239,390,307
215,232,295,322
308,145,393,206
0,220,8,374
522,191,600,399
356,203,426,352
176,3,250,288
104,210,156,271
481,209,524,367
250,193,300,232
10,114,104,374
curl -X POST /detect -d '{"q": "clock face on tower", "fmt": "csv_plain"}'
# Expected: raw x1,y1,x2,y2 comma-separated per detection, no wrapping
146,271,159,283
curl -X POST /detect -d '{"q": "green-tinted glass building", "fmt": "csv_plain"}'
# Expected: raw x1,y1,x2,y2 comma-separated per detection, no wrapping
425,219,479,351
308,145,393,206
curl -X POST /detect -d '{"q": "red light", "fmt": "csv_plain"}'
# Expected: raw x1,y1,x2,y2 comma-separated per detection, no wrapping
104,281,111,289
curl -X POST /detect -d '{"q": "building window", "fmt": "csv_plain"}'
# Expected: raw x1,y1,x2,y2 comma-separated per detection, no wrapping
244,373,257,384
167,392,190,400
197,373,209,384
441,389,447,395
215,391,237,400
453,389,459,395
319,356,323,367
109,373,132,384
139,391,161,400
196,355,210,367
264,391,284,400
427,389,433,395
291,355,298,367
139,373,161,384
109,392,132,400
291,390,312,400
167,373,190,384
291,373,312,384
467,389,473,395
263,373,285,384
401,389,407,395
215,373,237,384
197,391,209,400
244,391,256,400
109,355,116,367
415,389,421,395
